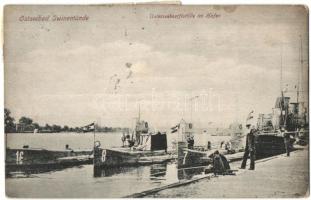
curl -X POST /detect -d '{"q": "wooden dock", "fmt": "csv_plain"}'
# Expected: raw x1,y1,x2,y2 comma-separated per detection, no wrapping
140,147,308,198
124,151,246,198
125,147,307,198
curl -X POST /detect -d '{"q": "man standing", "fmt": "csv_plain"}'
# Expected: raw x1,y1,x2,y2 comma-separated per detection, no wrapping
283,131,291,156
207,141,212,150
121,132,126,147
240,125,256,170
187,136,194,149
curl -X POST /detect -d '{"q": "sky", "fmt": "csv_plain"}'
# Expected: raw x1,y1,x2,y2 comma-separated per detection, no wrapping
4,5,309,129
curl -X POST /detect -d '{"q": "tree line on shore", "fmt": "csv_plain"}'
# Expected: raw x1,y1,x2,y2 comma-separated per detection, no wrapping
4,108,129,133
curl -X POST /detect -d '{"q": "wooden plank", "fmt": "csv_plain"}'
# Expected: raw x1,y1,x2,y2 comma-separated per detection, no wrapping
124,174,213,198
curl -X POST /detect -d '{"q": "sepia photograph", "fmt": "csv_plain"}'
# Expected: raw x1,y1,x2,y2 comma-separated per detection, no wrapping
3,4,309,198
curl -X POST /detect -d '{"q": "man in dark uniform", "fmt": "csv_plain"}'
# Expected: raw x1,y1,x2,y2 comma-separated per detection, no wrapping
283,131,291,156
207,141,212,150
187,136,194,149
209,150,231,175
240,125,256,170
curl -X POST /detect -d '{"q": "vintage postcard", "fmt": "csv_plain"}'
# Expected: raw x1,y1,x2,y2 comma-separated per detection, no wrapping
4,5,309,198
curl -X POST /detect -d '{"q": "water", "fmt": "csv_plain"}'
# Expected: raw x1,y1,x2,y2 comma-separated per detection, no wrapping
6,132,231,150
5,133,231,198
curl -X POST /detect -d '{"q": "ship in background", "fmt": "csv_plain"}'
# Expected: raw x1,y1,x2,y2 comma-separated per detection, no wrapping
176,119,212,168
255,92,308,156
255,36,308,157
93,105,174,172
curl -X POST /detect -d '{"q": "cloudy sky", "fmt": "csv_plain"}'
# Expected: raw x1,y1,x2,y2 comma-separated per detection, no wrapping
4,5,308,128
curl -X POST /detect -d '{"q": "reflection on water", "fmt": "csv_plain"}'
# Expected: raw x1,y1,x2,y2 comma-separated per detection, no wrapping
178,167,207,180
93,165,138,177
7,165,70,178
150,164,167,181
8,160,209,181
93,162,209,182
93,162,177,180
7,162,211,198
6,164,86,178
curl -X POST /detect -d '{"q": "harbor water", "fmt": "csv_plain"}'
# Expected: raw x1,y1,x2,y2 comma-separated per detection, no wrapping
6,132,231,150
6,132,230,198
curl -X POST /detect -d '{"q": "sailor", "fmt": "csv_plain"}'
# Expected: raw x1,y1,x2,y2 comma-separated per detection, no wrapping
65,144,72,150
121,132,126,147
128,139,135,148
93,141,102,167
209,150,231,175
135,131,141,146
187,136,194,149
225,141,231,151
283,130,291,157
240,124,256,170
207,141,212,150
124,133,131,147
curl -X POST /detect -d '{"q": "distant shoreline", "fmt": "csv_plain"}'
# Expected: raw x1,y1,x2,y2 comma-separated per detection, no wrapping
5,131,125,134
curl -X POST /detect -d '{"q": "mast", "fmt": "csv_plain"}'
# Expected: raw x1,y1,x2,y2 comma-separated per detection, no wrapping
138,103,141,122
280,44,286,128
297,35,303,103
189,96,199,123
280,44,283,93
295,35,304,129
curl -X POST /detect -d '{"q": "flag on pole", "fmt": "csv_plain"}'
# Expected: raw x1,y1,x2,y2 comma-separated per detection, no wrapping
171,124,180,133
246,110,254,120
82,122,95,132
246,110,255,125
282,84,289,93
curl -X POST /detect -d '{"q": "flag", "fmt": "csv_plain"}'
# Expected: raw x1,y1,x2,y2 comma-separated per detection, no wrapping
246,110,254,121
246,110,255,125
282,84,289,93
171,124,179,133
82,122,95,132
125,62,132,68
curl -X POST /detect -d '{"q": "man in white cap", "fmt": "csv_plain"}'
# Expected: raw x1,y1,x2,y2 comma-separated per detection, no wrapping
240,111,257,170
240,124,256,170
